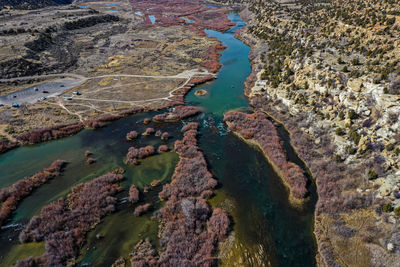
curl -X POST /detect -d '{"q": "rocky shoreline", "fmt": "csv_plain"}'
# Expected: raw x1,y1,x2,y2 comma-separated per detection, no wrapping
228,3,400,266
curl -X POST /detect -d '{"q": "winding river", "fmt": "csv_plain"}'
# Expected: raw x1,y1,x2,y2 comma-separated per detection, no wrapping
0,13,316,266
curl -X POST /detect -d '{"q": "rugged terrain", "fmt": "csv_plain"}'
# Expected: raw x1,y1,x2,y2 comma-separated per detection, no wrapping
0,0,72,10
214,0,400,266
0,0,230,150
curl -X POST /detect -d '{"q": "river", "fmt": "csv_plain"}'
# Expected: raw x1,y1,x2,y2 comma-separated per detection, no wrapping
0,13,316,267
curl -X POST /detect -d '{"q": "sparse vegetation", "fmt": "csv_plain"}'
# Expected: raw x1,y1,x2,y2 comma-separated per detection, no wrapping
382,203,393,213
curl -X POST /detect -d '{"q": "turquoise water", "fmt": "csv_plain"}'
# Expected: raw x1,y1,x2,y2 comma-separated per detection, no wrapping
185,13,317,266
149,15,156,24
134,11,143,16
181,17,194,23
186,14,250,117
0,12,316,267
105,10,119,13
205,4,221,8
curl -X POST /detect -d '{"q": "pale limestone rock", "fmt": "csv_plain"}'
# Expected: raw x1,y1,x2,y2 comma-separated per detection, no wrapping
387,242,394,252
348,78,363,92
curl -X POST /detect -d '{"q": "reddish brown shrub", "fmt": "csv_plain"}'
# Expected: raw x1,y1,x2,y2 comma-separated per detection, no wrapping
154,196,228,266
125,145,155,165
161,132,169,140
201,190,213,199
97,114,122,122
201,44,226,73
157,145,169,153
129,185,140,203
118,106,145,117
189,75,215,86
126,131,138,140
181,122,198,132
224,111,308,201
85,119,104,129
159,123,217,199
134,203,152,216
142,128,155,136
18,124,84,144
153,106,200,122
132,123,229,266
86,157,95,164
129,239,157,266
208,208,230,238
18,172,123,265
0,139,18,154
0,160,67,227
250,94,376,216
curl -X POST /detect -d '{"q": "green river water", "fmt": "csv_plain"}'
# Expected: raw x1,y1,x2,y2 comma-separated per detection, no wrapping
0,13,316,267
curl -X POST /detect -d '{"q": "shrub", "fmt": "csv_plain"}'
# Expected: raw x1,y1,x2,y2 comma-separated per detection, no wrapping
142,128,155,136
153,106,199,122
0,160,67,227
159,123,217,199
18,124,84,144
334,154,343,163
18,173,123,265
351,58,360,66
348,110,358,120
349,129,361,144
346,145,357,155
394,206,400,217
125,146,155,165
224,111,308,200
134,203,151,216
386,143,395,151
161,132,169,140
126,131,138,140
338,111,345,120
131,122,230,266
335,128,345,136
382,204,393,213
157,145,169,153
368,169,378,180
129,185,140,203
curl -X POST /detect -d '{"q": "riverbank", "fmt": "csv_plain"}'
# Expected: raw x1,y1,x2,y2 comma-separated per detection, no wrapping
230,3,400,266
0,0,232,152
186,12,317,266
224,111,309,207
1,5,318,267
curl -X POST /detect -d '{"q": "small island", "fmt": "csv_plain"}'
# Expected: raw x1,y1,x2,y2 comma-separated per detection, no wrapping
194,89,207,96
